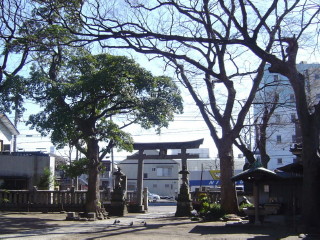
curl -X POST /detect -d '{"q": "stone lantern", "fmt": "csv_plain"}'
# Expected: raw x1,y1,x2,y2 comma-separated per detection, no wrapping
108,168,127,216
175,165,193,217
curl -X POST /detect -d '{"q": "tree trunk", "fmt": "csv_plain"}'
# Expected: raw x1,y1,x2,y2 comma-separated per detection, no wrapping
86,163,100,213
85,138,101,214
218,142,238,213
300,116,320,233
271,62,320,233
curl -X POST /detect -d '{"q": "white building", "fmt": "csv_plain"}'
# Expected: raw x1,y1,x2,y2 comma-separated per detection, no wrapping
0,113,19,152
253,62,320,170
119,150,180,197
0,113,55,190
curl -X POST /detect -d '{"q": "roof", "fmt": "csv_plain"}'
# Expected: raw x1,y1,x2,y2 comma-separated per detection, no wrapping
0,113,19,136
232,166,280,182
277,162,303,174
133,138,204,150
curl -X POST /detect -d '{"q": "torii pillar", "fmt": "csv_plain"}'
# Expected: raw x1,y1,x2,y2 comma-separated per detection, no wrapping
136,149,145,212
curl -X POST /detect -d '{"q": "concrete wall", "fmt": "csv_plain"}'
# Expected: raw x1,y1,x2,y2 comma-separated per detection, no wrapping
0,155,55,190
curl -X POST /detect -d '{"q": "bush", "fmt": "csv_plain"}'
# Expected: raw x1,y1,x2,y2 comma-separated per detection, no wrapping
202,203,226,221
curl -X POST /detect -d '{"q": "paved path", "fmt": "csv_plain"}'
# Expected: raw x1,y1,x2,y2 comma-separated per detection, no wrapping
0,206,316,240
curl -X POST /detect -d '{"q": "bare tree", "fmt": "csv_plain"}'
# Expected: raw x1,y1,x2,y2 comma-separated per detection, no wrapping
220,1,320,232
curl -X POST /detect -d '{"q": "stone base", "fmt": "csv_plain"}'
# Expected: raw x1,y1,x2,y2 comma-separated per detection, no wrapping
127,204,145,213
108,202,127,216
175,201,192,217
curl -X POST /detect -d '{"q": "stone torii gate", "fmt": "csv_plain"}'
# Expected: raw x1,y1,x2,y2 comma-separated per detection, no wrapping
127,138,204,216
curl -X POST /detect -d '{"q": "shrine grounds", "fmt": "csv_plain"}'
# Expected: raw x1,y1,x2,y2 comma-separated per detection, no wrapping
1,205,319,240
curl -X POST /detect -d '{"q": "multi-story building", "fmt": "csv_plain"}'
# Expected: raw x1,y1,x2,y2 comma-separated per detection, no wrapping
253,62,320,170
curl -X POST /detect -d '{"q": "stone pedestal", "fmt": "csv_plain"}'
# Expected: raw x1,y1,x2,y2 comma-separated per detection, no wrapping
108,188,127,216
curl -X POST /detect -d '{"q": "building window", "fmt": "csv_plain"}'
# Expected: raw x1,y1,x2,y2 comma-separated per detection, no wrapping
144,173,148,179
276,135,282,144
152,168,156,171
274,75,279,81
277,158,283,164
153,184,157,188
165,184,170,188
157,167,172,177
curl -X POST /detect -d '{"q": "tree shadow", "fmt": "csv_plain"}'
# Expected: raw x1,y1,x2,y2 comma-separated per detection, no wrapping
189,223,297,240
0,212,62,235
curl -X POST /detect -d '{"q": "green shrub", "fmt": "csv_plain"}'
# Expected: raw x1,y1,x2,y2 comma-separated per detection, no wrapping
203,203,226,221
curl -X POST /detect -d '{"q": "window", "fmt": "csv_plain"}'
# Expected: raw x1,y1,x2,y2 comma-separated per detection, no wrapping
152,168,156,171
275,114,281,123
144,173,148,179
276,135,282,144
277,158,283,164
165,184,170,188
153,184,157,188
156,167,172,177
274,75,279,81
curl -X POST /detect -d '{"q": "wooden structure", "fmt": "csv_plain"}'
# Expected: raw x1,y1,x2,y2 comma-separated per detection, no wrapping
127,139,203,215
232,162,281,224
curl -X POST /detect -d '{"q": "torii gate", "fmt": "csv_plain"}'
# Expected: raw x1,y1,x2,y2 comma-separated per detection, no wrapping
127,138,204,216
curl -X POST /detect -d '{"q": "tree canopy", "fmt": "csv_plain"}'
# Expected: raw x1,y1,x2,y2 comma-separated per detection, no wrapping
27,49,183,213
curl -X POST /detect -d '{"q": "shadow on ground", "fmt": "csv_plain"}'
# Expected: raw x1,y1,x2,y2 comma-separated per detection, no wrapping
189,223,293,240
0,212,61,235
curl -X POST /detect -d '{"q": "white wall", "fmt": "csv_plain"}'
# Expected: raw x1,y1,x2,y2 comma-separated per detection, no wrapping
0,155,55,190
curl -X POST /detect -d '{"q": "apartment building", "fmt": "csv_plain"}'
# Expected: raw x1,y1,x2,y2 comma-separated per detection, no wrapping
253,62,320,170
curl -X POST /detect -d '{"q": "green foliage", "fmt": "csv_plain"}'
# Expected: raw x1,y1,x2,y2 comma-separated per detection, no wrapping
203,203,226,221
27,52,183,156
60,158,89,178
198,193,211,214
0,75,27,115
38,167,54,190
197,193,226,221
